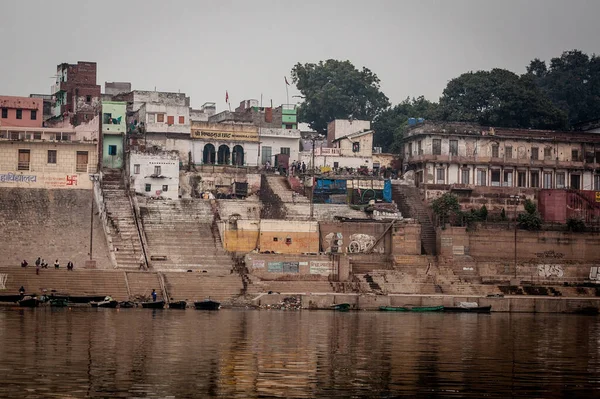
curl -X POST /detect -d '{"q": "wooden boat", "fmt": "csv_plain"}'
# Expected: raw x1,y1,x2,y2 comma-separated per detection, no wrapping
0,294,24,302
444,305,492,313
168,300,187,309
49,298,69,307
379,305,444,312
52,295,107,304
331,303,351,311
90,299,119,308
141,300,165,309
118,301,136,308
194,299,220,310
18,297,40,307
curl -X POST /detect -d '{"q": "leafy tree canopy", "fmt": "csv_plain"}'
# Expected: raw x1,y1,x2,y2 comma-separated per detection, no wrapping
439,68,568,129
291,60,390,133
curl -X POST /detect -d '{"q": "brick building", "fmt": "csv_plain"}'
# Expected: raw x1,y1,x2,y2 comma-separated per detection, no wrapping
50,61,101,126
403,122,600,191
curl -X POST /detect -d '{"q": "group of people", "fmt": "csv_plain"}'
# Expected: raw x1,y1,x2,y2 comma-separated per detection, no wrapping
21,257,74,275
290,161,307,176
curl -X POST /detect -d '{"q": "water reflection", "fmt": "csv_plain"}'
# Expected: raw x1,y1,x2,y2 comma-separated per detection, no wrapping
0,308,598,398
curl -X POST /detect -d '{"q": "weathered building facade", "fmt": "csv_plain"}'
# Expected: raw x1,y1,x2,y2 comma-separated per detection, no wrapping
101,101,126,168
0,96,43,128
191,121,259,166
128,151,179,200
50,61,101,125
403,122,600,191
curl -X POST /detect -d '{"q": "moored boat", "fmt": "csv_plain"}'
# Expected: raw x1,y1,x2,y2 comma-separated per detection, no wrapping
379,305,444,312
0,294,24,302
49,298,69,307
331,303,351,311
194,299,220,310
90,299,119,308
18,297,40,307
141,300,165,309
443,305,492,313
53,295,107,304
118,301,135,308
168,300,187,309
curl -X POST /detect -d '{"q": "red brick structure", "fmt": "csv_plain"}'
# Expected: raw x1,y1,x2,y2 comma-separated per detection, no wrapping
51,61,101,126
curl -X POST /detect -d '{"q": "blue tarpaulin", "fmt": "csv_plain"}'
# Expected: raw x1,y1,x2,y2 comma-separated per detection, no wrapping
383,180,392,203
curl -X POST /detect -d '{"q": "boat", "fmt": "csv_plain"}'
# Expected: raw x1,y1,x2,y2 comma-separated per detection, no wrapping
444,305,492,313
90,297,119,308
52,295,107,304
118,301,136,308
331,303,351,311
141,300,165,309
0,294,24,302
168,300,187,309
379,305,444,312
49,298,69,307
194,299,220,310
18,297,40,307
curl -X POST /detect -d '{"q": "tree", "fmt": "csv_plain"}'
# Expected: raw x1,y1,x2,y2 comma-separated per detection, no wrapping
439,69,568,129
517,199,542,231
527,50,600,126
291,60,390,133
431,193,460,226
372,96,440,152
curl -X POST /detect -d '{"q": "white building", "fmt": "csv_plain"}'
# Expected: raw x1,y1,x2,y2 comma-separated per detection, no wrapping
259,128,301,165
128,151,179,200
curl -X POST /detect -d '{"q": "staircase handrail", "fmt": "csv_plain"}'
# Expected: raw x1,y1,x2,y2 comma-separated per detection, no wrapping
93,174,119,269
126,177,150,270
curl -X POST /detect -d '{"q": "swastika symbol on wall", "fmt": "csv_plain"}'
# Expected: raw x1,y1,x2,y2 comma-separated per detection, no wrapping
66,175,78,186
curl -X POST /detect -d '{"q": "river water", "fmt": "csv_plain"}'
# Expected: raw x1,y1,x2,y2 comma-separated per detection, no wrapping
0,308,598,399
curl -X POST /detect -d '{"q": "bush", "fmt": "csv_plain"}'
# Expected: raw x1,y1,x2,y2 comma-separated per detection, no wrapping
478,205,488,220
567,218,586,232
517,199,542,230
431,193,460,226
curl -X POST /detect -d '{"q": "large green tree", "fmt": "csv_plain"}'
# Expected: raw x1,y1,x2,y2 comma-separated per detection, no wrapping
373,96,440,152
439,68,568,129
291,60,390,133
527,50,600,126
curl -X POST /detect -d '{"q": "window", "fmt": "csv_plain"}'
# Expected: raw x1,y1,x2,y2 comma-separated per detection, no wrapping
1,108,7,118
333,162,339,168
503,170,513,187
33,133,41,140
30,110,37,120
167,115,175,125
461,169,469,184
571,174,581,190
162,185,168,192
103,113,112,124
47,150,57,164
505,146,512,159
408,143,413,156
477,169,486,186
436,168,445,184
531,171,540,188
76,151,89,172
284,123,293,129
18,149,30,170
571,149,579,161
352,142,360,152
16,109,22,119
273,237,278,242
148,114,156,123
280,147,290,156
108,145,117,156
491,170,501,186
86,95,91,103
285,237,292,245
449,140,458,156
145,184,151,192
134,164,140,174
491,144,499,158
594,175,600,190
544,147,552,160
432,139,441,155
531,147,538,160
179,116,185,124
543,172,553,189
556,173,566,189
417,140,422,155
156,113,165,123
261,146,272,165
154,165,161,175
517,171,527,187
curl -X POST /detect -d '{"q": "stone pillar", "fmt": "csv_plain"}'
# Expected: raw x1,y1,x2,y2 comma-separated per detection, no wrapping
337,255,350,282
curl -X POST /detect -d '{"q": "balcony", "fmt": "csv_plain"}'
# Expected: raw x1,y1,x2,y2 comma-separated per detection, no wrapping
314,147,341,156
406,153,592,170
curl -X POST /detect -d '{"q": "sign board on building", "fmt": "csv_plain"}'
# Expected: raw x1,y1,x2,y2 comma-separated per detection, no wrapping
596,192,600,203
252,260,265,269
267,262,283,272
310,261,333,275
282,262,299,273
191,129,259,142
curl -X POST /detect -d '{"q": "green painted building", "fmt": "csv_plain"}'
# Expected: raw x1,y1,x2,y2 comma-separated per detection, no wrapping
281,104,297,129
101,101,126,168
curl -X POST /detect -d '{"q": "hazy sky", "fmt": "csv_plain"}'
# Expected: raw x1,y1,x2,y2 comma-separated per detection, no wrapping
1,0,599,112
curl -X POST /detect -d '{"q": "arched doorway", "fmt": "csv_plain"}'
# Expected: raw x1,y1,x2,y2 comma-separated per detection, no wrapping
203,143,216,164
232,145,244,166
217,145,230,165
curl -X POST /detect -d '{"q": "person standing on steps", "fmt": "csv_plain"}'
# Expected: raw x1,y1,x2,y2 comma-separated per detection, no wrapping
35,257,41,268
151,289,157,302
54,259,60,270
67,261,74,271
36,261,40,275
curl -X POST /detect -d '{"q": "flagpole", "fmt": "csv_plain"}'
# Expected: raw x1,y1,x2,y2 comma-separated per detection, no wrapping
284,77,289,105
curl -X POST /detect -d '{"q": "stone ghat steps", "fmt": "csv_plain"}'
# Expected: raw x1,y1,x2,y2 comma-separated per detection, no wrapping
126,272,163,300
284,203,367,220
151,264,233,273
0,268,129,301
266,176,310,203
249,280,336,294
163,273,244,302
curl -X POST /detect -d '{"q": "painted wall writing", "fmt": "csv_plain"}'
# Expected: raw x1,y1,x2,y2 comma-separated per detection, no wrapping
310,261,333,275
535,250,565,259
267,262,283,272
252,260,265,269
0,173,37,183
537,264,564,278
0,273,7,290
282,262,299,273
45,175,79,188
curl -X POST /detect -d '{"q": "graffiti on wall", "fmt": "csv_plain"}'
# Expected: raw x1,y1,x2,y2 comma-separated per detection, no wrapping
46,175,79,188
324,232,344,253
537,264,564,278
0,273,7,290
310,261,333,275
535,250,565,259
348,233,382,253
0,173,37,183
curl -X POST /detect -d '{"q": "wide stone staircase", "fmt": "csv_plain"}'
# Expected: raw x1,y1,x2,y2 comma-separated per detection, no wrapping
0,267,130,301
392,184,437,255
125,271,164,300
138,199,234,273
265,175,310,203
101,169,145,269
162,273,244,303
